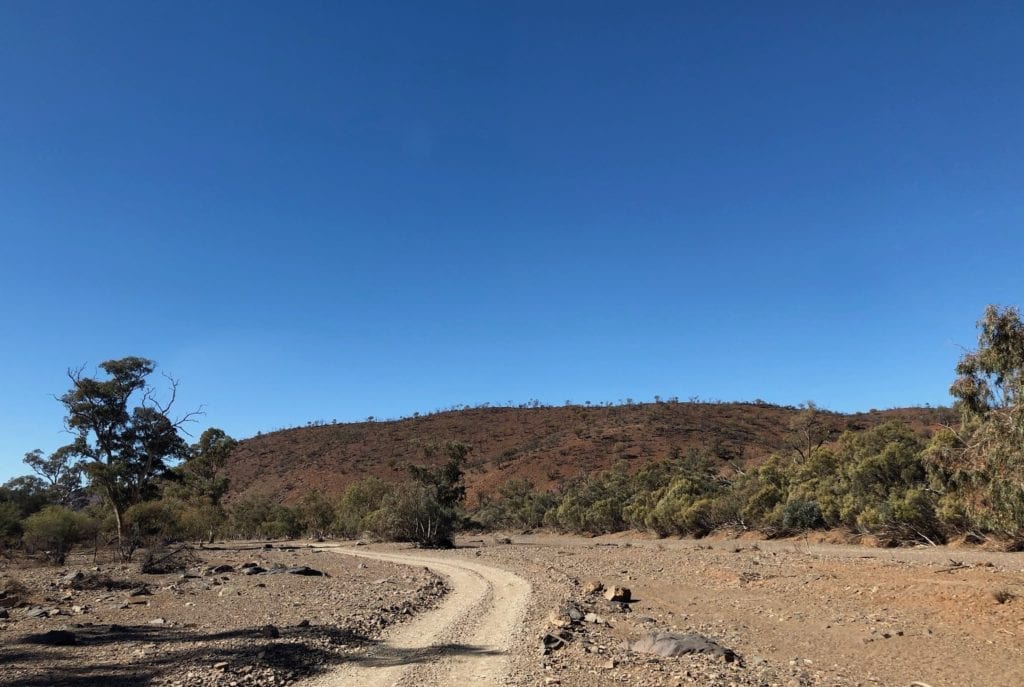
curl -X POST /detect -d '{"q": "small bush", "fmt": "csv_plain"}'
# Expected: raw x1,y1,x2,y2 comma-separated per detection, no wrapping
22,506,94,565
0,500,22,543
782,500,825,531
364,481,454,547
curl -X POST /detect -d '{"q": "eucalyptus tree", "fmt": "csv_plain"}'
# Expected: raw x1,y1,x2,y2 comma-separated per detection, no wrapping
57,356,199,557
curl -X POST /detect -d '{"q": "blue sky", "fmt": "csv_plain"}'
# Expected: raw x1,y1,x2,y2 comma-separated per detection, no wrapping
1,2,1022,482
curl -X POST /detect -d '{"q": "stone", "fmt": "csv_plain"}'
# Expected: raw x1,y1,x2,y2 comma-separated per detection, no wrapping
242,566,267,576
25,607,47,618
285,566,325,576
604,586,631,602
260,624,280,638
582,580,605,596
584,612,603,624
627,632,737,662
148,618,166,625
209,564,234,575
542,633,567,653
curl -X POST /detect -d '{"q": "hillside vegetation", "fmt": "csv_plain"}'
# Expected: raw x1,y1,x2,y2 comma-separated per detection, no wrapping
4,304,1023,557
224,402,951,506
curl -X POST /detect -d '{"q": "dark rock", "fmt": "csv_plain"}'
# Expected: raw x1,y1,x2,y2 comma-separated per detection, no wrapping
627,632,737,662
542,633,566,653
564,603,585,623
284,566,325,577
260,624,280,638
296,619,310,627
582,580,604,596
243,566,267,576
126,585,151,597
25,607,47,618
209,564,234,575
0,609,8,619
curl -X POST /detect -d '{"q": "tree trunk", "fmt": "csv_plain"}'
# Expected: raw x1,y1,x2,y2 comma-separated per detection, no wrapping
112,504,128,561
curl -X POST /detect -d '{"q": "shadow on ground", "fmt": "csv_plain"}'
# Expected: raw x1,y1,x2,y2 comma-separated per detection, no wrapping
1,624,503,687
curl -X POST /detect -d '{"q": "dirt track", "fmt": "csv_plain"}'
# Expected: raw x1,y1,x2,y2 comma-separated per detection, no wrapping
305,546,531,686
308,535,1024,687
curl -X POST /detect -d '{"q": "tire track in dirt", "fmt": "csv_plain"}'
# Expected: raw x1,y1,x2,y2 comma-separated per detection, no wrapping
304,547,531,687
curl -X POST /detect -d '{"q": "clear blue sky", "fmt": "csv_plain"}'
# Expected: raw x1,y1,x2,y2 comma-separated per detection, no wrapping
1,2,1022,482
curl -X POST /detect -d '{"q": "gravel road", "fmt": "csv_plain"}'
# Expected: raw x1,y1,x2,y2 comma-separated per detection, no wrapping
305,546,531,687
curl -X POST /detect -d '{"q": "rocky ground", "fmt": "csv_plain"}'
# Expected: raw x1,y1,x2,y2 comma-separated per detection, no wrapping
477,533,1024,687
2,534,1023,687
0,543,446,687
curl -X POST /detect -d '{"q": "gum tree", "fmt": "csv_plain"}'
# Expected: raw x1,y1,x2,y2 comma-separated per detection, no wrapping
57,357,198,557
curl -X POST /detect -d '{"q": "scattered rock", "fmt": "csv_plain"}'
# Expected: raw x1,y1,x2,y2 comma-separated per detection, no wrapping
260,624,280,638
582,580,605,596
604,586,631,602
542,632,567,653
627,631,737,662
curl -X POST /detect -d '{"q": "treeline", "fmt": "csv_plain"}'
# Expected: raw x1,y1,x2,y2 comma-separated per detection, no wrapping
3,305,1023,562
475,421,949,544
477,306,1024,546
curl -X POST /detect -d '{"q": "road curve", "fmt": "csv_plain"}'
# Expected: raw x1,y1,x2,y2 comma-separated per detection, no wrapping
303,546,531,687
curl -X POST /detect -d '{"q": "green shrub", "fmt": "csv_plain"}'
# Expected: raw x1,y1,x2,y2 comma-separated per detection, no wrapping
22,506,94,564
782,500,824,531
260,505,303,539
0,500,22,543
124,500,182,544
333,477,390,538
228,494,274,538
363,481,453,547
